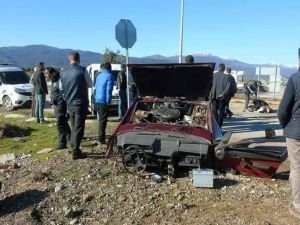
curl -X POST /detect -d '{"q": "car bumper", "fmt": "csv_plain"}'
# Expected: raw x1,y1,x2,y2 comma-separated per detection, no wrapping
12,94,32,107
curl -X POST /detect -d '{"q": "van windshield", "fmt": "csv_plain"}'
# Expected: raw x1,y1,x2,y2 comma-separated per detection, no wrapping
0,71,30,84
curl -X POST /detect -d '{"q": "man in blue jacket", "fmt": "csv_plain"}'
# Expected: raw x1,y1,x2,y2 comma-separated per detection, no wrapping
278,68,300,219
95,62,114,144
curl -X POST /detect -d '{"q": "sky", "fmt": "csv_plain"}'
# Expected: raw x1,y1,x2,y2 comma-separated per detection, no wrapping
1,0,300,65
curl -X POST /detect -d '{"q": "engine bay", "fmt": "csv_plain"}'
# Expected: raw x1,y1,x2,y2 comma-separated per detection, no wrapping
131,99,209,128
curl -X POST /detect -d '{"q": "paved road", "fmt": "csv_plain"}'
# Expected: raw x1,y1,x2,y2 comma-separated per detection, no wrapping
223,101,286,151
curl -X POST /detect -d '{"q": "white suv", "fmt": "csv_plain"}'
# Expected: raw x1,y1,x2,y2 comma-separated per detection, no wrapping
0,64,33,111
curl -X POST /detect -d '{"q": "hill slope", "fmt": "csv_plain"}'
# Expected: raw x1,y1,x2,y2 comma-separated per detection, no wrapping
0,45,297,76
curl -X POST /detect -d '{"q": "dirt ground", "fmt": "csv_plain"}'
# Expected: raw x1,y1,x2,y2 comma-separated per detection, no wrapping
0,101,299,225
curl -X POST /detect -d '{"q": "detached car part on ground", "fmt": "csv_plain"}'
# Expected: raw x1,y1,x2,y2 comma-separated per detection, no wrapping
106,63,287,178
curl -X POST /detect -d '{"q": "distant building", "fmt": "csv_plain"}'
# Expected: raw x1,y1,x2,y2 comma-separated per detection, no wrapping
256,66,281,93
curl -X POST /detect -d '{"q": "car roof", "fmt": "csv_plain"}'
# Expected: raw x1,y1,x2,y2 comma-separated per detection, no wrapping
0,66,23,72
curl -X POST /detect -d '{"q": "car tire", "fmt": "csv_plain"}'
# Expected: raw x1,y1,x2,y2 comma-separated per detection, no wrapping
3,96,14,111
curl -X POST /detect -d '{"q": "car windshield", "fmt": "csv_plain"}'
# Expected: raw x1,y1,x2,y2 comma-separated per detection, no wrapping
0,71,30,84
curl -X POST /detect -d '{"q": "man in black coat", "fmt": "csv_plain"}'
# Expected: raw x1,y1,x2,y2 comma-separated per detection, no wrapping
224,67,236,118
32,62,48,123
117,64,127,120
278,69,300,219
209,63,231,127
60,52,92,160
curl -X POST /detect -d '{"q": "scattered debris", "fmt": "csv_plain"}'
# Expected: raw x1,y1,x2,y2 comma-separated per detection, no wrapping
0,153,16,164
265,128,276,138
0,163,19,170
4,114,26,119
37,148,54,154
25,117,37,122
13,137,27,142
63,207,74,218
32,171,50,182
19,154,31,160
54,183,65,193
83,194,94,203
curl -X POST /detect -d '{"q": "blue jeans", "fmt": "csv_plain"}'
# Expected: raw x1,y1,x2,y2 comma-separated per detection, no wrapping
35,94,46,121
118,89,127,118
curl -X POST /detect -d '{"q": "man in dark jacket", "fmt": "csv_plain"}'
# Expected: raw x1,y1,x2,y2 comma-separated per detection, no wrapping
60,52,92,160
46,67,71,150
94,62,114,144
243,80,258,112
209,63,231,127
32,62,48,123
278,70,300,219
224,67,236,118
117,64,127,120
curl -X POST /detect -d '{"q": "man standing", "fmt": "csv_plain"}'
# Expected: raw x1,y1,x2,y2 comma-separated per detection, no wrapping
32,62,48,123
46,67,71,150
209,63,231,127
224,67,236,118
117,64,127,120
60,52,92,160
243,80,258,112
278,69,300,219
95,62,114,145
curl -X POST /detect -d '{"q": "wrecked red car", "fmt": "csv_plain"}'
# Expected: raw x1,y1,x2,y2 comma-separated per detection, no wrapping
106,63,287,178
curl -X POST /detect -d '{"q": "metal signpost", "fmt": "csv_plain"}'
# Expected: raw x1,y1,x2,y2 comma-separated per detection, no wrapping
115,19,137,108
179,0,184,63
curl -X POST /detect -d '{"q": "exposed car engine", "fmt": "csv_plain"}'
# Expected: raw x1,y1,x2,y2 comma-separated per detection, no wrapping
132,100,208,128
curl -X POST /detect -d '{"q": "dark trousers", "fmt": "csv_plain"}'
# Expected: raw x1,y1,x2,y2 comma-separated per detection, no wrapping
68,105,87,152
97,103,109,143
54,101,71,145
225,98,233,116
212,99,227,128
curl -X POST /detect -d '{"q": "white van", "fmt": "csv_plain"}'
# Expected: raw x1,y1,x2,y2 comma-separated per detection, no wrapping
0,64,33,111
87,63,121,115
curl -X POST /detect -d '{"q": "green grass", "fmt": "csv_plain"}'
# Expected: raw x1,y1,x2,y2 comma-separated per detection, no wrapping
0,115,58,160
0,110,119,160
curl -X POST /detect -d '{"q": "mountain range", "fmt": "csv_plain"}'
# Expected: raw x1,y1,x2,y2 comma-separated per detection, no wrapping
0,45,297,77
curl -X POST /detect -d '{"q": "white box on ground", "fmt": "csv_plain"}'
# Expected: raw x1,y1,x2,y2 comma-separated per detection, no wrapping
192,168,214,188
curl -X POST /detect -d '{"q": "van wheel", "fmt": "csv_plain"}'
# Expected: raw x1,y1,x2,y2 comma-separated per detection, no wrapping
3,96,14,111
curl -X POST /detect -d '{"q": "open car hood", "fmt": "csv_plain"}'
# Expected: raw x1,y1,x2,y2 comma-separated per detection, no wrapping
129,63,215,99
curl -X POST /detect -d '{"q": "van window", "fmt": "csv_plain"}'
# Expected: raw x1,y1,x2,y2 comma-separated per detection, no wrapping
236,75,243,82
0,71,30,84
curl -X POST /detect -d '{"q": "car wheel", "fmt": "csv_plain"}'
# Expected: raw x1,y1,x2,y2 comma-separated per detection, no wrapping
122,145,148,174
3,96,14,111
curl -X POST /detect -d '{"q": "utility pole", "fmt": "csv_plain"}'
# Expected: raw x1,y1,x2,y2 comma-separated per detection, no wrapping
179,0,184,63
